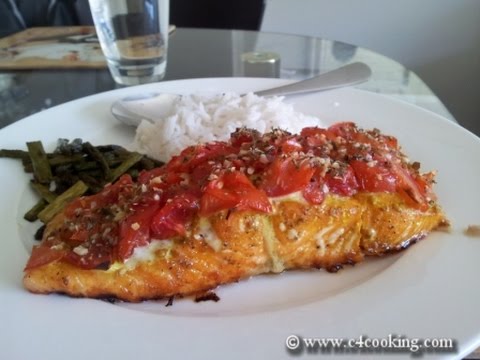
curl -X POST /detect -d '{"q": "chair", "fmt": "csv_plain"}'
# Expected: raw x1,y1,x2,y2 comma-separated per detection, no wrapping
0,0,93,38
170,0,265,31
0,0,266,37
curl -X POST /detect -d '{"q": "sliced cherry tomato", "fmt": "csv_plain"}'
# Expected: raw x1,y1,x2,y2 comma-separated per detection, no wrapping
390,163,427,209
64,245,113,270
300,127,326,138
325,165,358,196
117,202,160,260
166,146,197,173
191,161,217,184
236,189,272,213
329,123,381,154
170,142,233,173
230,128,259,147
200,185,238,216
300,127,333,147
150,193,200,239
200,172,271,216
350,160,397,192
68,228,90,244
224,172,271,213
60,223,120,269
327,122,357,140
24,244,65,271
138,166,166,184
260,157,315,197
98,174,134,203
414,172,436,201
280,138,303,153
302,177,325,205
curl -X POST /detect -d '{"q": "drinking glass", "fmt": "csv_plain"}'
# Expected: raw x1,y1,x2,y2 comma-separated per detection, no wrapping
89,0,169,85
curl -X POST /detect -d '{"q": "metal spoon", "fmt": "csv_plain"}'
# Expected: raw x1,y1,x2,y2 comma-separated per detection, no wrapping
111,62,372,127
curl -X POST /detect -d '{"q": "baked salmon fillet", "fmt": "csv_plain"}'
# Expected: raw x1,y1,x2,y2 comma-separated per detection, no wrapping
23,123,447,302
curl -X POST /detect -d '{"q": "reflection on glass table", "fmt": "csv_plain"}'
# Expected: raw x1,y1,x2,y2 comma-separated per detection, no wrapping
0,28,453,128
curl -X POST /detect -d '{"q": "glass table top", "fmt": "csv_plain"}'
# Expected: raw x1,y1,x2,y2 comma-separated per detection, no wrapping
0,27,453,128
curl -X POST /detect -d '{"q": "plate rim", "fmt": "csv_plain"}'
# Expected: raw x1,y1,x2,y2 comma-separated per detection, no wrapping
1,77,479,360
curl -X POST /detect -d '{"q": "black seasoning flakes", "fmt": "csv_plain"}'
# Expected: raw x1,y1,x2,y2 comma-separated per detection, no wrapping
194,291,221,303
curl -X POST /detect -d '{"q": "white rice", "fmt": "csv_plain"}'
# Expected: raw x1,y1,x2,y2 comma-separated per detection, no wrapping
133,92,324,162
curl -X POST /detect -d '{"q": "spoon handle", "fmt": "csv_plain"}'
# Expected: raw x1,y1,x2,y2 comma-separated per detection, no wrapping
254,62,371,97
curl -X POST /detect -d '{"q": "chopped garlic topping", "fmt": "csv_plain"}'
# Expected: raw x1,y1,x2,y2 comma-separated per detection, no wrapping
131,222,140,231
73,245,88,256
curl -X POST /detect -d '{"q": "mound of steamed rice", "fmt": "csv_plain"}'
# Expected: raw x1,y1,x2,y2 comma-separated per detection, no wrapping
133,92,324,162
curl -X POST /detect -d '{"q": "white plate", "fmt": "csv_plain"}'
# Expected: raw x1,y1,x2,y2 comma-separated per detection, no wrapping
1,78,480,360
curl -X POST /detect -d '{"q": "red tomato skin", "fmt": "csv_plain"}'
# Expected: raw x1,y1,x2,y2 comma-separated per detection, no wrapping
325,165,358,196
302,181,325,205
350,160,397,193
280,138,303,153
200,186,239,216
150,193,200,239
168,142,234,174
230,129,260,147
24,244,65,271
138,167,165,185
223,172,271,214
327,122,357,140
200,172,271,216
390,163,427,209
260,157,315,197
117,202,160,261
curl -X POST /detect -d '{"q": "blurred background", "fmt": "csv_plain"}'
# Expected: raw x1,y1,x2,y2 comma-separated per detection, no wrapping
0,0,479,136
261,0,480,138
